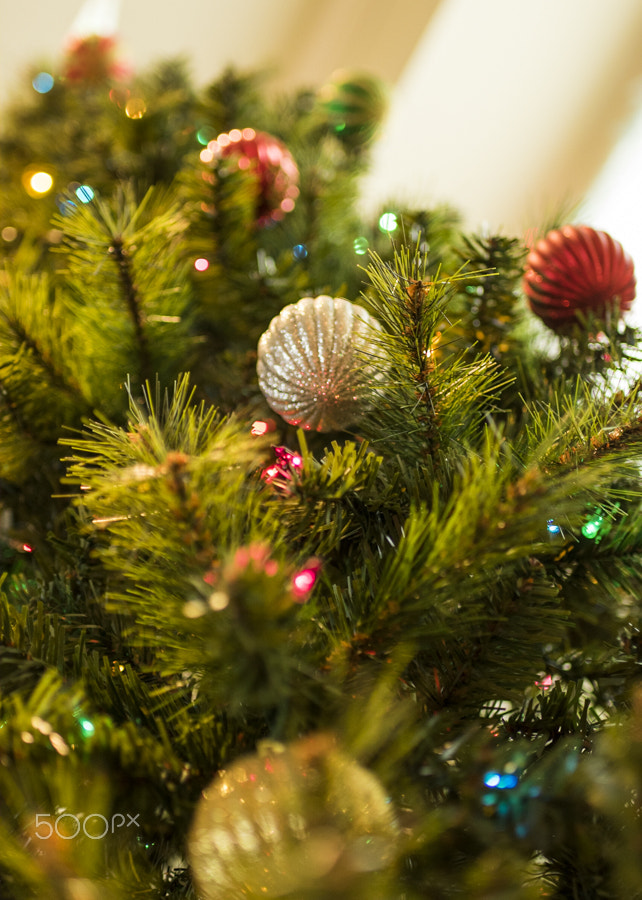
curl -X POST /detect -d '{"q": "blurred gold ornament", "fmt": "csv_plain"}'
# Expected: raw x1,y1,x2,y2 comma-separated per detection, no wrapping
188,734,398,898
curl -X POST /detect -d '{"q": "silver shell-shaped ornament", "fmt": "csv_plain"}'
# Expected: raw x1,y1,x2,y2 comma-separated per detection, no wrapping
257,295,382,431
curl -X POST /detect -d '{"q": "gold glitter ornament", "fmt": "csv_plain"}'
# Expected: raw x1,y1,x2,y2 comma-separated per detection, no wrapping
256,295,382,431
188,734,399,899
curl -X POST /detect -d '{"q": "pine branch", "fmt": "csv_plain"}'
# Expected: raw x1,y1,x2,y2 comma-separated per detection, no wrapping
0,271,93,484
52,187,194,410
357,242,511,475
61,377,327,721
109,236,152,386
2,313,86,407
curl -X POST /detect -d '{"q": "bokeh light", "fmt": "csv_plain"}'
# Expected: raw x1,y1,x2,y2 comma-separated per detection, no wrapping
291,558,321,599
125,97,146,119
378,212,398,233
56,196,77,215
484,771,519,789
31,172,53,193
353,236,369,255
194,258,210,272
109,87,130,108
582,514,603,539
23,168,54,197
293,569,317,595
293,244,308,260
79,718,95,737
75,185,95,203
32,72,54,94
196,126,216,146
1,226,18,242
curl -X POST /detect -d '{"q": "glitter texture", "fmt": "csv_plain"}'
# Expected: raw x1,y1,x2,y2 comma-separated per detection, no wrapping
257,295,382,432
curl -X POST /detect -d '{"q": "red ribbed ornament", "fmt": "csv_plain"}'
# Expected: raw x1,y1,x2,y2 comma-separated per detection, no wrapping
523,225,636,331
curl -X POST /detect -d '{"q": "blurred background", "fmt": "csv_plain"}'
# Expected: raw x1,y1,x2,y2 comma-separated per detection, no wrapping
2,0,642,271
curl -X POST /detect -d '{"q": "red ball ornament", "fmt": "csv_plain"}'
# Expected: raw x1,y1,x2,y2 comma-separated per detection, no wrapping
523,225,636,331
206,129,299,227
63,35,126,85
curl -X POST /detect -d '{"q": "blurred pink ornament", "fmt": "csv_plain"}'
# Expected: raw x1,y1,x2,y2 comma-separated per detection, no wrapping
63,34,129,84
207,128,299,227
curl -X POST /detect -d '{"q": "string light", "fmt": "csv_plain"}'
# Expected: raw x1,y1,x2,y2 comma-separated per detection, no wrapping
483,771,519,790
75,184,94,203
291,558,321,600
582,512,604,540
125,97,146,119
32,72,54,94
79,717,95,737
262,446,303,487
378,212,398,233
23,169,54,196
292,569,317,596
196,126,216,146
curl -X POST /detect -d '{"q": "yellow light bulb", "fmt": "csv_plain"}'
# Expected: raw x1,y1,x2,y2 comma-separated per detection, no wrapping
29,171,54,194
125,97,146,119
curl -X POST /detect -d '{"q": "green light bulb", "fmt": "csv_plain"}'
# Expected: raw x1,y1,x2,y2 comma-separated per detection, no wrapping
581,515,603,539
79,718,95,737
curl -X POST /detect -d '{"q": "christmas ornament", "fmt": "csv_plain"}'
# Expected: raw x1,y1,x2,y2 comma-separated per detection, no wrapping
205,129,299,227
188,734,398,899
257,295,382,432
317,70,387,147
523,225,636,331
63,35,125,84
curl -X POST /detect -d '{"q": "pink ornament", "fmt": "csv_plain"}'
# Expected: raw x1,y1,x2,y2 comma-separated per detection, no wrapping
63,35,128,84
206,128,299,227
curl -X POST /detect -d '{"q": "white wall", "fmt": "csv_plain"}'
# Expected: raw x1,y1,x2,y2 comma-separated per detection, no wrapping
2,0,642,242
361,0,642,235
0,0,436,96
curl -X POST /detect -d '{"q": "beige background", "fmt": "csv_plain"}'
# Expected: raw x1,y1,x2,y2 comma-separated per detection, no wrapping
2,0,642,242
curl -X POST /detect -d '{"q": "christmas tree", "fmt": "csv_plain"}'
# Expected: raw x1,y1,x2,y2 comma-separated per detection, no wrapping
2,36,642,900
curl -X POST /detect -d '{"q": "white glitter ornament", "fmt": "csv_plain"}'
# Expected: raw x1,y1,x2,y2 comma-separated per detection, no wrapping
188,734,399,899
257,295,382,431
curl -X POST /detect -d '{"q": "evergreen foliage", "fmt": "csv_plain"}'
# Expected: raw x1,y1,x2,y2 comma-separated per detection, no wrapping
1,43,642,900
